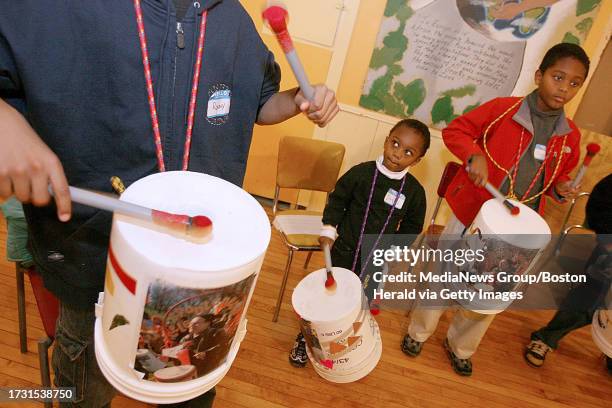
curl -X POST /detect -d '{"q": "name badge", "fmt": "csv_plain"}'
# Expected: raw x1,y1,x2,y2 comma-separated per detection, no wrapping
384,188,405,209
207,88,231,124
534,144,546,161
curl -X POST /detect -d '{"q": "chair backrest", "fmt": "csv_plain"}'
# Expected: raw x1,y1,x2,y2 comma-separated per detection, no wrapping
277,136,345,193
26,268,60,339
438,162,462,198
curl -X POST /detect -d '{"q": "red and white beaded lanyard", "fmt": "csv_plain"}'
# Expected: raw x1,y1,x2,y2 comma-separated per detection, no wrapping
352,167,407,280
508,129,563,202
134,0,208,172
482,98,567,204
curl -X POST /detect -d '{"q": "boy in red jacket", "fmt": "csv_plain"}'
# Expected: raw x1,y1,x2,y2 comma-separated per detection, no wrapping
401,43,589,376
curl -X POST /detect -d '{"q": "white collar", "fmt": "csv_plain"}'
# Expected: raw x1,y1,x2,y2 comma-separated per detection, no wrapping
376,155,409,180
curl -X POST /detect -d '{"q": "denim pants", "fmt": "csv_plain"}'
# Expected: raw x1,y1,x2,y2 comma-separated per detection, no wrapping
53,302,216,407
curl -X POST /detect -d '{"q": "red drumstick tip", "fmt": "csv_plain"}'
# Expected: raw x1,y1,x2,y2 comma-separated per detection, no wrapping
324,270,337,291
502,200,520,216
262,5,288,34
151,210,212,240
586,143,601,155
188,215,213,239
370,308,380,316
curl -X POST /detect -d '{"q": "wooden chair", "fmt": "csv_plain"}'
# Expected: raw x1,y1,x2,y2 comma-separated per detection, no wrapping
1,199,59,407
26,267,60,408
271,136,345,322
413,161,462,250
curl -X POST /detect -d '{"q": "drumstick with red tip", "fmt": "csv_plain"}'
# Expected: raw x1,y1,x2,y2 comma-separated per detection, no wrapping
322,243,337,291
466,158,520,216
484,182,520,216
570,143,600,189
262,2,315,101
50,186,213,240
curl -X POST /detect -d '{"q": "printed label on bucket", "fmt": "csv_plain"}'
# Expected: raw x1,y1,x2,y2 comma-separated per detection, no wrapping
299,300,371,370
135,273,256,382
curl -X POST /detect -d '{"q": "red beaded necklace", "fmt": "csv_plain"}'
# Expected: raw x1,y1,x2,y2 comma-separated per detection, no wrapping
133,0,208,171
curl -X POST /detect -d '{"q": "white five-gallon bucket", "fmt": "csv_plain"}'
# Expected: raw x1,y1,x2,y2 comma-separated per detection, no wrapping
454,198,551,313
592,289,612,358
94,171,270,404
292,267,382,383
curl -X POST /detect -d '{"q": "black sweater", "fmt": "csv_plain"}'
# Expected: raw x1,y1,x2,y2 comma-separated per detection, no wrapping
322,161,426,251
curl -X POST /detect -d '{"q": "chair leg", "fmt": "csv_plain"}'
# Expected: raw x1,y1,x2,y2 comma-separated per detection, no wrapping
303,252,313,269
273,249,294,322
16,264,28,353
38,337,53,408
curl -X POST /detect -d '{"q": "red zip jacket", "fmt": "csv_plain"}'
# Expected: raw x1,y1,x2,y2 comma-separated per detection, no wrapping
442,96,581,226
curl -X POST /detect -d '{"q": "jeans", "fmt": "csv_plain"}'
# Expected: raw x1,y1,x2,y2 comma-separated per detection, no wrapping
53,302,216,407
53,302,116,408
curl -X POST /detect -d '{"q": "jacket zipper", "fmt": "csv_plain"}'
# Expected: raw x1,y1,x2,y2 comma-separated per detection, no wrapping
176,22,185,49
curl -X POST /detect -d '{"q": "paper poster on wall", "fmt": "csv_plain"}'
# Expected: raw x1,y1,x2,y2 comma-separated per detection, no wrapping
360,0,602,129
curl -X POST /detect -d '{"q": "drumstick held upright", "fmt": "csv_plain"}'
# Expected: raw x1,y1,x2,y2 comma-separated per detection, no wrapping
323,243,337,291
262,3,315,101
50,185,213,240
570,143,600,189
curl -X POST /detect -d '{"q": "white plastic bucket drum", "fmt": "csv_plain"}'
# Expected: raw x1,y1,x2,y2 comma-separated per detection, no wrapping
94,171,271,404
592,288,612,358
292,267,382,383
451,199,551,313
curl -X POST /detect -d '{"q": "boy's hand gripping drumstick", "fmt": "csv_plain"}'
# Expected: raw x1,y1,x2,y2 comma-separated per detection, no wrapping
262,3,315,101
570,143,600,189
50,185,213,240
322,243,337,291
466,157,520,216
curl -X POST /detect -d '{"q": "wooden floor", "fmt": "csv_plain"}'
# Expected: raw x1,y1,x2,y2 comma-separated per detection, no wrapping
0,205,610,408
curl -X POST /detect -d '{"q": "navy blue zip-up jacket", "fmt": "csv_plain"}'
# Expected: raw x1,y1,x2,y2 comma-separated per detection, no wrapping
0,0,281,306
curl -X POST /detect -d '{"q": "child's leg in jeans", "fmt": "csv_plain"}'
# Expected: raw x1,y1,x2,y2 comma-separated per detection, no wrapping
53,302,116,408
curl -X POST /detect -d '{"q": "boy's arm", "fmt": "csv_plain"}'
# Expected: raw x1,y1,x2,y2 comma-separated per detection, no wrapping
442,98,503,163
255,51,338,127
0,98,72,221
442,98,507,186
397,185,426,246
257,85,338,127
548,130,582,200
320,166,358,240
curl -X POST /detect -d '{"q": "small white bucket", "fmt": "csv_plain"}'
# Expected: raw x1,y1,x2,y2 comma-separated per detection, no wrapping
292,267,382,383
94,171,270,404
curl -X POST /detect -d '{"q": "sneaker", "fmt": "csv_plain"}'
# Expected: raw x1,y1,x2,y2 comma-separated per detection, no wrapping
524,339,551,368
289,333,308,368
444,339,472,376
401,334,423,357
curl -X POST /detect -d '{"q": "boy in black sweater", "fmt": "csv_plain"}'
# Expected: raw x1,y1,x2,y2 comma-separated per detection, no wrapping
289,119,430,367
